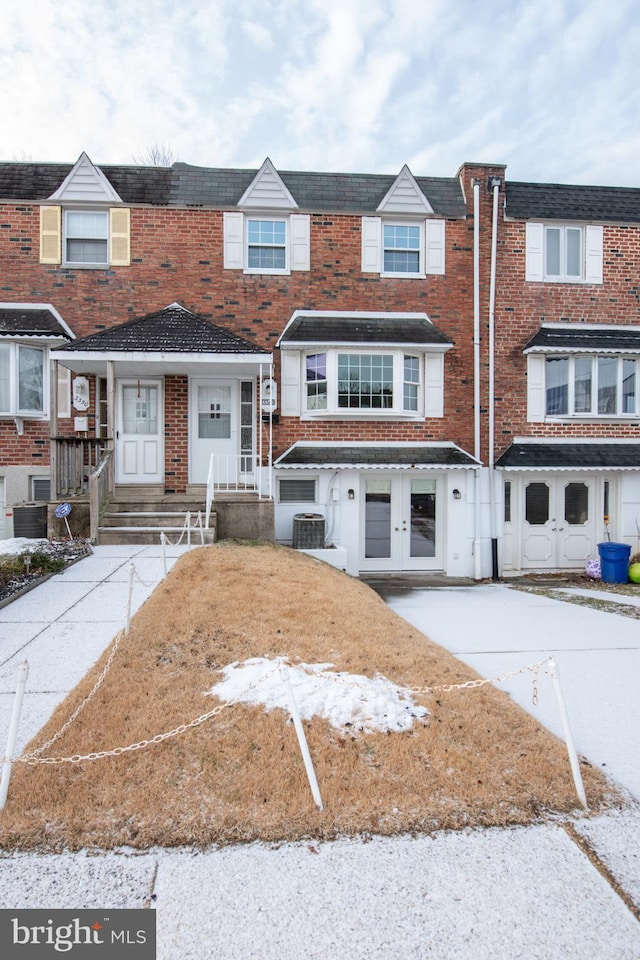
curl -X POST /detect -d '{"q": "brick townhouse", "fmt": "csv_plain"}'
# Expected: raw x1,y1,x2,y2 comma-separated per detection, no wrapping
0,152,638,578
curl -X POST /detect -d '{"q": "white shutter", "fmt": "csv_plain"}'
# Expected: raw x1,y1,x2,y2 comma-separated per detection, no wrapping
361,217,381,272
280,350,301,416
425,219,445,275
40,206,61,264
223,211,244,269
109,207,130,266
527,355,546,421
585,224,603,284
525,222,544,281
290,214,310,271
57,365,71,419
424,353,444,418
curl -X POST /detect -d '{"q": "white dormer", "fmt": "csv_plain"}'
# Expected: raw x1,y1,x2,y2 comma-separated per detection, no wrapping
238,158,298,209
377,164,434,215
48,152,123,204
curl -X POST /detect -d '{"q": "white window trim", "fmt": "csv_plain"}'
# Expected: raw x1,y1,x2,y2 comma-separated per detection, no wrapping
525,221,603,284
362,217,445,277
527,352,639,421
63,208,109,269
382,220,425,278
302,349,425,419
245,216,289,275
223,211,310,274
0,342,48,418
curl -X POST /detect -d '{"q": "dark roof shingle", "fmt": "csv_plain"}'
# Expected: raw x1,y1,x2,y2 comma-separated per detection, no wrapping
279,314,452,347
506,181,640,224
496,443,640,469
276,444,477,467
0,306,71,340
524,326,640,352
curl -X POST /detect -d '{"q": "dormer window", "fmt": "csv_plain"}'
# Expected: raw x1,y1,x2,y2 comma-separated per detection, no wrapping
65,210,109,266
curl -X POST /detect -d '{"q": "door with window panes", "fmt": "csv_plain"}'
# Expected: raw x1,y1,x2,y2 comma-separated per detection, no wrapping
190,379,254,484
115,379,164,484
521,475,596,569
360,474,441,571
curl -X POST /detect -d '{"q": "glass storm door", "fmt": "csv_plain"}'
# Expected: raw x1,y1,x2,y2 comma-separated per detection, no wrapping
521,476,595,569
361,475,441,571
190,379,255,484
115,379,164,484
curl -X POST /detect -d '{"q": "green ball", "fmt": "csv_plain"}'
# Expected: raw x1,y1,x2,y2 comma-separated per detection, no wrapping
629,563,640,584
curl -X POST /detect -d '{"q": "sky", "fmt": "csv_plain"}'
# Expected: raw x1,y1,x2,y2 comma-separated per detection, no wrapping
0,0,639,186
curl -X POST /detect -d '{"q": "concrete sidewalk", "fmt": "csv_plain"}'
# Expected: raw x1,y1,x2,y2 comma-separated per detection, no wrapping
0,550,639,959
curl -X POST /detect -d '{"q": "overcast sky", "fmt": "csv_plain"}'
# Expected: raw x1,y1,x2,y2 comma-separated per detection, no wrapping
1,0,638,186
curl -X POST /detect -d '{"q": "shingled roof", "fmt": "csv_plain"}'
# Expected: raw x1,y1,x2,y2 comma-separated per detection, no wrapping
496,442,640,469
55,304,269,355
0,159,466,217
278,313,453,347
276,443,478,468
524,325,640,352
0,305,72,340
505,181,640,224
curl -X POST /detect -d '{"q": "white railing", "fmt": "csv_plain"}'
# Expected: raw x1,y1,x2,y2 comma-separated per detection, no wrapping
206,454,271,512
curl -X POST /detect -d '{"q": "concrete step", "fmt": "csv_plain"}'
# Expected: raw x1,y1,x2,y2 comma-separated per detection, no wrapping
97,527,216,546
100,511,212,528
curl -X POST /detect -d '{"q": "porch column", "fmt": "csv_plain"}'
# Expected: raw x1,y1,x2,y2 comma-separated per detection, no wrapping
106,361,115,447
49,359,59,497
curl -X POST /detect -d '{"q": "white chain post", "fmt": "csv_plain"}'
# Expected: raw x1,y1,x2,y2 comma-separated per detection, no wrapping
547,657,588,810
280,665,324,810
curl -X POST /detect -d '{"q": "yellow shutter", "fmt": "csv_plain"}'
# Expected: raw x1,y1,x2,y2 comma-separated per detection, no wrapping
109,207,130,266
40,206,61,264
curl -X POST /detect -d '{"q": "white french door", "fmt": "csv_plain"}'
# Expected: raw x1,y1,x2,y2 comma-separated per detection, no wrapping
360,474,442,571
115,379,164,484
521,474,596,569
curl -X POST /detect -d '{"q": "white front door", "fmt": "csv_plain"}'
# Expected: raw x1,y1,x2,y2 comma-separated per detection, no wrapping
521,475,596,569
360,475,442,571
190,379,255,484
115,379,164,484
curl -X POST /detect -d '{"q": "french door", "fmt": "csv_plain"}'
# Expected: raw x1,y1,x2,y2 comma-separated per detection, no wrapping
521,475,596,569
360,474,442,571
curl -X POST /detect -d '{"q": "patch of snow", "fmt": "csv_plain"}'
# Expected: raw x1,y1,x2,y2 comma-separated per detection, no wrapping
0,537,49,556
206,657,429,733
558,587,640,608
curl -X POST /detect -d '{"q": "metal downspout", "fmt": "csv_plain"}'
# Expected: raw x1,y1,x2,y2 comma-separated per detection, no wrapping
488,177,501,579
473,180,482,581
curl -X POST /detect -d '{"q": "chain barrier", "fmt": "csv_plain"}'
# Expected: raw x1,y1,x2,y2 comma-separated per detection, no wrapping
408,656,551,699
159,512,207,549
10,662,282,767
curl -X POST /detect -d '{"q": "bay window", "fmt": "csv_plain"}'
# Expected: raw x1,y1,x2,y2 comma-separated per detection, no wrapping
0,343,45,415
545,355,638,417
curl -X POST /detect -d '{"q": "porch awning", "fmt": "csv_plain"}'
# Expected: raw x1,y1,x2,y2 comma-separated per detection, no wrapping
0,304,73,342
50,302,272,375
277,310,453,350
275,442,479,469
524,325,640,353
496,442,640,470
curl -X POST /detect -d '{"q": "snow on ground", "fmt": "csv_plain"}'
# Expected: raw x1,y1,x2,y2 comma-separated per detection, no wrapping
0,537,49,556
206,657,429,733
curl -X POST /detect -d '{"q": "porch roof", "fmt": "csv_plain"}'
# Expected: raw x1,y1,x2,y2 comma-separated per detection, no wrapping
524,325,640,353
496,442,640,470
51,303,272,374
275,442,479,469
277,311,453,349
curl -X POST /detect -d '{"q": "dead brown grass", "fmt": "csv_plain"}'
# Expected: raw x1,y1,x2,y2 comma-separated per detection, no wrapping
0,543,620,852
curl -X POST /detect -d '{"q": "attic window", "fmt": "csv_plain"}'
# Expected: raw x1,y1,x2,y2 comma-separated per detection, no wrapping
64,211,108,266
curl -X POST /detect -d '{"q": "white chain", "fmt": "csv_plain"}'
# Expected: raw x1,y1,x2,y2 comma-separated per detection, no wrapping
409,657,551,695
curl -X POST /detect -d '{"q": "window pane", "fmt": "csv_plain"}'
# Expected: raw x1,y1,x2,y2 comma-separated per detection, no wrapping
566,228,582,277
565,482,588,525
67,239,108,263
248,247,286,269
123,385,158,434
597,356,617,414
574,356,592,413
403,355,420,411
409,479,436,558
306,353,327,410
338,354,393,408
623,358,636,413
525,483,549,525
365,479,391,558
0,344,10,411
66,212,108,264
545,227,561,276
546,357,568,415
247,219,286,270
18,346,44,411
383,224,421,273
504,480,512,523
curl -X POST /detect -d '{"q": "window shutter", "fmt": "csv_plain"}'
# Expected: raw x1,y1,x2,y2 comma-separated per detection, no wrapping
40,206,61,264
57,365,71,419
527,355,546,421
525,222,544,281
425,219,445,275
425,353,444,418
585,224,603,284
290,214,310,271
361,217,381,272
109,207,130,266
223,211,244,269
280,351,301,416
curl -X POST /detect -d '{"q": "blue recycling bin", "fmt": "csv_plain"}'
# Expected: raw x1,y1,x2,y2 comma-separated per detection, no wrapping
597,542,631,583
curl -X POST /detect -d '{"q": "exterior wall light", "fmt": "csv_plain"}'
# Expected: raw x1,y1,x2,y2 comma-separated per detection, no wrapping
348,488,355,500
452,488,462,500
